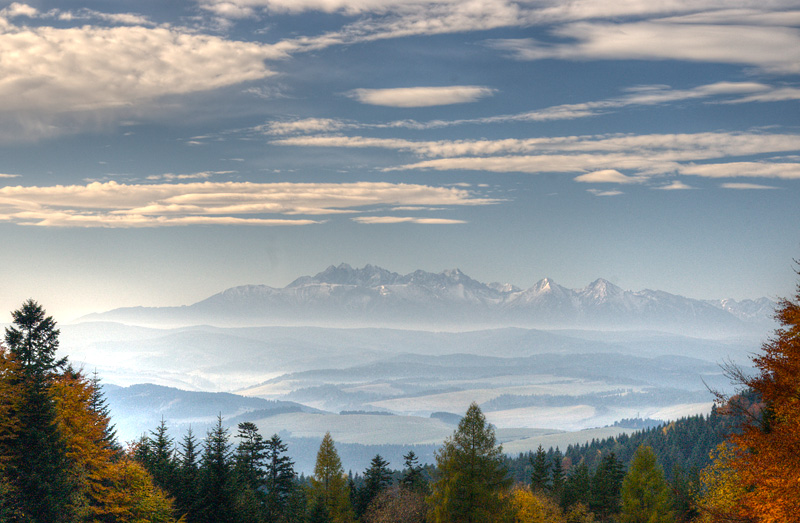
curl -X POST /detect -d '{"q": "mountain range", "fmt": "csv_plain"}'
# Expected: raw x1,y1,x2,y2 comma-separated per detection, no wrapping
81,264,775,335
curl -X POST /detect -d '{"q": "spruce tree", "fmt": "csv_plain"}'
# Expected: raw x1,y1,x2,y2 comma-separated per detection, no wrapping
175,427,201,522
197,415,235,523
550,448,565,503
400,450,426,493
530,445,550,493
357,454,392,517
4,300,78,522
428,402,511,523
591,452,624,520
264,433,296,522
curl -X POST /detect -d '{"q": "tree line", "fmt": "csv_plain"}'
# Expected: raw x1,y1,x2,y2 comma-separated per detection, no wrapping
1,273,799,522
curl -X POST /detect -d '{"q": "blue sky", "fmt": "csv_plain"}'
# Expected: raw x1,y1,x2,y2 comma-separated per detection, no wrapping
0,0,799,320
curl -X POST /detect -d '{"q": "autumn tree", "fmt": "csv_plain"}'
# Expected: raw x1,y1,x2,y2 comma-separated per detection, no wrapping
362,486,427,523
310,432,354,523
619,445,673,523
428,402,512,523
719,273,800,522
509,484,565,523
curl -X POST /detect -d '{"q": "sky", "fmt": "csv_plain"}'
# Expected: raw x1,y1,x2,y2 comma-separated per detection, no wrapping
0,0,799,322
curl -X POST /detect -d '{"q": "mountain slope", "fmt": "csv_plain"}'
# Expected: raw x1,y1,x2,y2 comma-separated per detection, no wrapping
80,263,775,335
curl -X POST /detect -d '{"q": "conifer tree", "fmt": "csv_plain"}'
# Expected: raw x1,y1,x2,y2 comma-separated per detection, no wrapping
400,450,426,493
357,454,393,517
310,432,354,523
591,452,624,520
197,415,235,523
619,446,673,523
562,462,592,510
3,299,78,522
428,402,511,523
550,448,565,501
89,370,119,451
530,445,550,493
148,418,178,492
264,433,296,522
175,427,201,522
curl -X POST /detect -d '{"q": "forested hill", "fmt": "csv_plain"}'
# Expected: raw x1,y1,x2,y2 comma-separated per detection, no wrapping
507,396,748,484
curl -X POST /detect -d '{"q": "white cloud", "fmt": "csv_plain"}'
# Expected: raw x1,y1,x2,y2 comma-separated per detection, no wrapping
586,189,623,196
721,182,779,189
653,180,694,190
0,181,495,227
352,216,466,224
574,169,643,184
264,118,349,135
679,162,800,179
0,19,281,141
492,22,800,73
720,87,800,104
145,171,234,181
0,173,20,178
347,86,495,107
1,3,38,18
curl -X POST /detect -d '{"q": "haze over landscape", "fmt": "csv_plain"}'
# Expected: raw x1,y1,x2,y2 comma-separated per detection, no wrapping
1,0,799,479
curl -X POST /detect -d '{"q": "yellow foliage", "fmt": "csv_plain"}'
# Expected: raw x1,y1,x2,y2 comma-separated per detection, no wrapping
508,485,565,523
694,444,750,523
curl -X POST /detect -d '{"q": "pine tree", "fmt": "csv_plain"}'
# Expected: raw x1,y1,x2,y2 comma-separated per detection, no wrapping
619,446,674,523
3,299,78,522
428,402,511,523
310,432,354,523
530,445,550,493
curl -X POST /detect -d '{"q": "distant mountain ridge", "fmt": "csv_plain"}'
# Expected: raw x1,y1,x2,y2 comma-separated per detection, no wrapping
81,263,776,335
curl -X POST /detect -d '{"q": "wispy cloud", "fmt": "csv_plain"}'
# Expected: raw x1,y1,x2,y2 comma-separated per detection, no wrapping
351,216,466,224
491,22,800,74
347,86,495,107
586,189,623,197
0,173,20,178
0,181,496,227
679,162,800,179
574,170,643,184
721,182,779,189
145,171,235,182
653,180,694,190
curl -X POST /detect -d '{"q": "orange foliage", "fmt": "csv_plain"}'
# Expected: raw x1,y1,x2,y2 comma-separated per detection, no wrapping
727,277,800,522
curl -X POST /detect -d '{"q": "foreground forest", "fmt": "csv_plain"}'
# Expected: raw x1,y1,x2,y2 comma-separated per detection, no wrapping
1,273,798,522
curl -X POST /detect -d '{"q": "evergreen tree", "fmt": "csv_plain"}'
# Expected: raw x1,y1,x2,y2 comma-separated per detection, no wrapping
175,427,200,522
3,299,78,522
400,450,427,494
89,370,119,451
197,415,235,523
619,446,674,523
357,454,393,517
264,433,296,522
530,445,550,493
550,448,565,501
590,452,624,521
310,432,354,523
148,418,178,493
428,402,511,523
562,462,592,510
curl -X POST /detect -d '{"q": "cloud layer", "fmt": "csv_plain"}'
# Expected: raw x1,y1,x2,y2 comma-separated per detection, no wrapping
0,181,494,227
